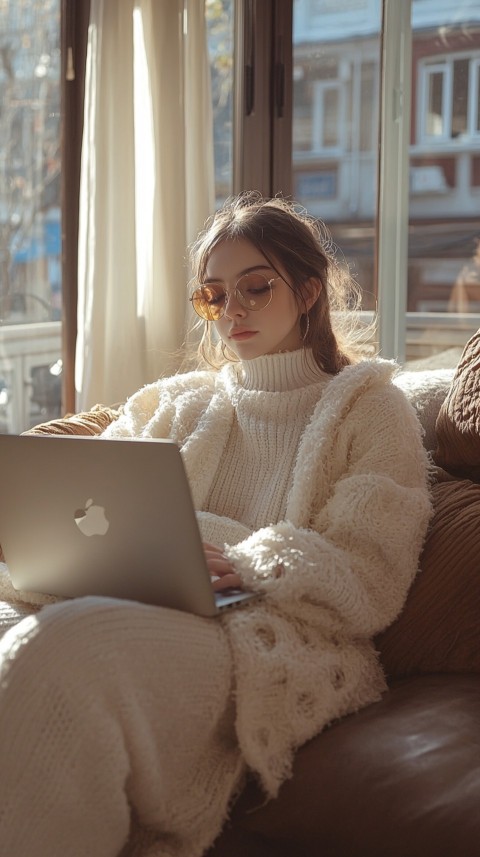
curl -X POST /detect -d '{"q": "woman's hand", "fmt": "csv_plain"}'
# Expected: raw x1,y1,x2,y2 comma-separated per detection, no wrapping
203,542,244,592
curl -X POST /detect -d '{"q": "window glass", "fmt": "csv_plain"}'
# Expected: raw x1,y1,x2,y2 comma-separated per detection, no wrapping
359,60,377,151
408,0,480,363
0,0,62,432
292,0,381,311
424,67,446,137
452,58,469,138
292,0,480,362
421,57,474,142
206,0,234,208
322,86,340,148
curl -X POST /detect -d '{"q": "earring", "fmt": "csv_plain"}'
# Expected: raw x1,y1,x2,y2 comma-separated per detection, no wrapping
302,312,310,342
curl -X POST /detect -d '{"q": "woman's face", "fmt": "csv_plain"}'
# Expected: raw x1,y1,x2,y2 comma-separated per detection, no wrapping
203,238,303,360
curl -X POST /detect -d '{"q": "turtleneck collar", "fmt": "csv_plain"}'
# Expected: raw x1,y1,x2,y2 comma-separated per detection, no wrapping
231,349,330,392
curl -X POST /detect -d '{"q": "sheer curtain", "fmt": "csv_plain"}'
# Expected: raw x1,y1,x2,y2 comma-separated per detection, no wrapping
76,0,214,410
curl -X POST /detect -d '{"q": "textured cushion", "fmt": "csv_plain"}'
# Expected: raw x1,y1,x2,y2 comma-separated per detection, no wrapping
435,328,480,480
376,477,480,678
23,404,121,437
394,369,453,452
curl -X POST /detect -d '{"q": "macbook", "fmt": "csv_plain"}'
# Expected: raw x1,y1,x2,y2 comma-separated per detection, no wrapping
0,434,257,617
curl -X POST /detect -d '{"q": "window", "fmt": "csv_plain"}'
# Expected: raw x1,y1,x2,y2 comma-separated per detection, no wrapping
312,81,343,151
292,0,381,309
12,0,475,409
0,0,62,433
287,0,480,362
422,63,449,139
419,55,480,143
408,2,480,357
206,0,235,207
293,60,345,155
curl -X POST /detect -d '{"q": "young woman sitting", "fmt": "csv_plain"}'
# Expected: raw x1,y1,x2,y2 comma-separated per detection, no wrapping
0,193,431,857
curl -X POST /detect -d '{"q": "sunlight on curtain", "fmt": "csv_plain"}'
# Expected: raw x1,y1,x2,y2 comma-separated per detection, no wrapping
132,7,155,321
76,0,214,410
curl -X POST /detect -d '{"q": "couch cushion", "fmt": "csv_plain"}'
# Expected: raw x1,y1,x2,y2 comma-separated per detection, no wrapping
435,328,480,480
210,675,480,857
394,368,453,452
23,404,121,436
376,477,480,678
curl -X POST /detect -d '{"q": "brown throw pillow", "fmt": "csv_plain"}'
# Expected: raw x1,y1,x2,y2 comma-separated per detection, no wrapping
23,404,121,437
376,478,480,679
435,328,480,480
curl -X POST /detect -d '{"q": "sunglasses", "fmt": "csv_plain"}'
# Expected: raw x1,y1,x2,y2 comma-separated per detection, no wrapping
190,272,279,321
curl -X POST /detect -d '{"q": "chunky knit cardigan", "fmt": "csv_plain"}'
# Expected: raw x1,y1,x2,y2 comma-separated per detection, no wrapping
103,351,432,796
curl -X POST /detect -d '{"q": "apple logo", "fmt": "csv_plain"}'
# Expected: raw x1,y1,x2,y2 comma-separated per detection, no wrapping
74,498,110,537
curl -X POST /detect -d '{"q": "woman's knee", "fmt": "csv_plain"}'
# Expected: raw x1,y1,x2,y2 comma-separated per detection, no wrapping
0,596,136,687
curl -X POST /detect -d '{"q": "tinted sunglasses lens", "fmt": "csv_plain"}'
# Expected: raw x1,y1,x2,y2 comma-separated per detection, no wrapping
191,284,226,320
236,273,272,311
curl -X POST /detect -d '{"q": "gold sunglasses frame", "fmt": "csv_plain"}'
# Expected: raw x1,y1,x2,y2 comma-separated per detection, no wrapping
189,273,279,321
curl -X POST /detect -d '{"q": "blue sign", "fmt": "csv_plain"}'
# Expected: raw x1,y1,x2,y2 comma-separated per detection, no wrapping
13,218,61,264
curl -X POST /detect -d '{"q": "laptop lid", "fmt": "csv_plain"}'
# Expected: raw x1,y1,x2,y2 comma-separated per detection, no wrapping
0,434,253,617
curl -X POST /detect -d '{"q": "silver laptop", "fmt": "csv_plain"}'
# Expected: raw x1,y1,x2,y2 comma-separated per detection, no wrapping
0,434,257,617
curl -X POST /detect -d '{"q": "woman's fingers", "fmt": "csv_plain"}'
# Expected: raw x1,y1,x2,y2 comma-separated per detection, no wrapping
211,572,243,592
203,542,231,569
202,542,243,591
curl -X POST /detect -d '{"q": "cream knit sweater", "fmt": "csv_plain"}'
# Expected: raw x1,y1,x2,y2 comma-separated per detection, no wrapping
103,349,432,792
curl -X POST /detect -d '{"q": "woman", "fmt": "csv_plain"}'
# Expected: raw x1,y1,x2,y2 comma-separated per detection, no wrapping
0,193,431,856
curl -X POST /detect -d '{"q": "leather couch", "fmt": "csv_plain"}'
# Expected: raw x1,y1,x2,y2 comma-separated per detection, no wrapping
208,675,480,857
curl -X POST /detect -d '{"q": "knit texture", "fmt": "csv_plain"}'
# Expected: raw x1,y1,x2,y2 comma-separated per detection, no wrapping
206,352,330,529
0,598,244,857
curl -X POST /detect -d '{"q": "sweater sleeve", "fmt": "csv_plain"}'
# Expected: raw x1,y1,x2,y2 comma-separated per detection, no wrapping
224,384,433,638
101,371,216,442
101,382,169,438
196,511,253,548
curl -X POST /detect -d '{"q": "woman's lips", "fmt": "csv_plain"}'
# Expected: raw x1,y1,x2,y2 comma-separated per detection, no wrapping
229,330,257,341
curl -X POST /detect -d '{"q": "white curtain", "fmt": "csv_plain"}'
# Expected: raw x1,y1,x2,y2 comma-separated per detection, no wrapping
76,0,214,410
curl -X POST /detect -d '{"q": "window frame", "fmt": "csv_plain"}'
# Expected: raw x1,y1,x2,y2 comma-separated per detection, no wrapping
232,0,293,196
60,0,90,413
311,79,346,154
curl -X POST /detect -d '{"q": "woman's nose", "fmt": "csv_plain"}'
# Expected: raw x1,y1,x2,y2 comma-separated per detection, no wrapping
224,289,247,318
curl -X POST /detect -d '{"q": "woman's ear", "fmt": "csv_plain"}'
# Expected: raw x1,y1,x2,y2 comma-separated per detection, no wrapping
303,277,322,311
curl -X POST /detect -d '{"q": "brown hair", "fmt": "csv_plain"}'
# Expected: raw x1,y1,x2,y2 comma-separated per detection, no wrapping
188,192,370,374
